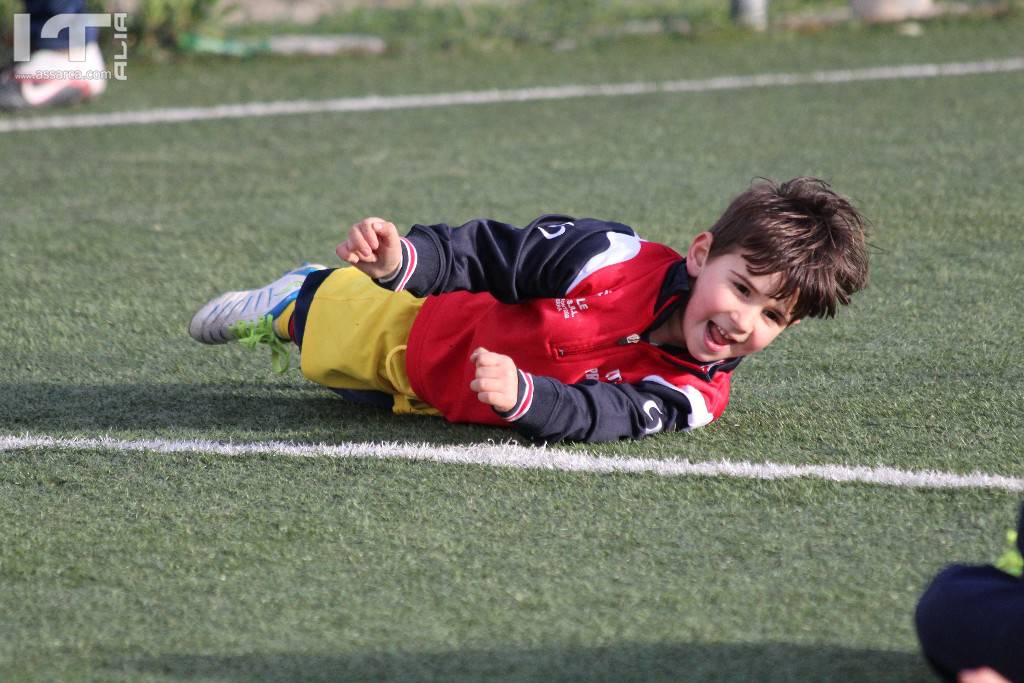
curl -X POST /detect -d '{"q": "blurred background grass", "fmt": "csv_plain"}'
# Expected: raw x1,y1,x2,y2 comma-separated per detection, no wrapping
1,0,1017,59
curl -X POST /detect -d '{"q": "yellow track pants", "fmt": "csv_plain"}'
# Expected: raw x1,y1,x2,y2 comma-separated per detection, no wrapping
298,268,439,416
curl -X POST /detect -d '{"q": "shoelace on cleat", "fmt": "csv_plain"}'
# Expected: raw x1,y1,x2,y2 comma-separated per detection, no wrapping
229,315,292,374
995,530,1023,577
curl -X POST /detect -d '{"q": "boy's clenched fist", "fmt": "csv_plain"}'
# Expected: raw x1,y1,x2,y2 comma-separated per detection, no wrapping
469,347,519,413
336,217,403,280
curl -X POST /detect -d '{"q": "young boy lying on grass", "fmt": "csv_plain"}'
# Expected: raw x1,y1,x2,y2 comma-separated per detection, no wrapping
189,177,869,443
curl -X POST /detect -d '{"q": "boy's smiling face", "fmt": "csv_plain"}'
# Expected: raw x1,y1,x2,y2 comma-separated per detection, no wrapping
656,232,798,363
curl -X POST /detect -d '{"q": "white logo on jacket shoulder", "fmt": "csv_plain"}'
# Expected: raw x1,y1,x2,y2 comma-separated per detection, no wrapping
642,400,664,434
537,222,573,239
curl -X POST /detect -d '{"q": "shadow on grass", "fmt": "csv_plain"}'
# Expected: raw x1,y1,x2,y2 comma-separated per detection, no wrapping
129,641,930,682
0,382,510,446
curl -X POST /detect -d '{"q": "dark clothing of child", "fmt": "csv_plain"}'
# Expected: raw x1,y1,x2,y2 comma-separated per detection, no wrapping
916,505,1024,680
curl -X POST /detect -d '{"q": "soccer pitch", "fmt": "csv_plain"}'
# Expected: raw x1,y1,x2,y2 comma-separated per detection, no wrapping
2,15,1023,681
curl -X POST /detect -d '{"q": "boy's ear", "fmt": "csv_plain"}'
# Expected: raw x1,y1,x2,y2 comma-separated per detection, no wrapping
686,232,714,278
789,318,802,327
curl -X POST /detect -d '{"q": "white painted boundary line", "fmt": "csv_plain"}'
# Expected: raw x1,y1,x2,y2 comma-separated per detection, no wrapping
2,57,1022,134
3,433,1023,492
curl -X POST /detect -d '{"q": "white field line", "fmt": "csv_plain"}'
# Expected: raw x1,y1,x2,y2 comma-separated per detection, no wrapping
1,57,1022,134
2,433,1023,492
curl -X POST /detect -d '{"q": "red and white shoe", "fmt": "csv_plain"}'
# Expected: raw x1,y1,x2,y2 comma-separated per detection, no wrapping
0,43,107,111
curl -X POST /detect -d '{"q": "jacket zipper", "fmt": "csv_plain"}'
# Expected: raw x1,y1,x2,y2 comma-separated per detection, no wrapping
555,333,641,358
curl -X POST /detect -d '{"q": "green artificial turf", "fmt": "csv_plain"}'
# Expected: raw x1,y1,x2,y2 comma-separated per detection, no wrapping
1,449,1018,682
2,14,1023,681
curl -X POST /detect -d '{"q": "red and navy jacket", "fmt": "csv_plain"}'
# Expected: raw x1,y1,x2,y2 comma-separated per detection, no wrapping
365,215,742,443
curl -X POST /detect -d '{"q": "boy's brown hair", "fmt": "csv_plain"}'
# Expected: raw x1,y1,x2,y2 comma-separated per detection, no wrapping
709,176,870,320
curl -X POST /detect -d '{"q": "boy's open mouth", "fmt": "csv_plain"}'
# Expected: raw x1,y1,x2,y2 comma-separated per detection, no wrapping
707,321,732,349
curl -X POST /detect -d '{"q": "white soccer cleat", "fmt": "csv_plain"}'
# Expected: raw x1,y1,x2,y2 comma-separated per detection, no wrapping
0,43,107,111
188,263,327,345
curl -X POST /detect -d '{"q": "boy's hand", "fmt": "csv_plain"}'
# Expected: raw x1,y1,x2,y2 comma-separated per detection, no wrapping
469,347,519,413
336,217,403,280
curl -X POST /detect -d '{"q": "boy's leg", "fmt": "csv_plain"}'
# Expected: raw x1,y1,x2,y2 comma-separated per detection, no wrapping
291,267,438,415
189,265,437,415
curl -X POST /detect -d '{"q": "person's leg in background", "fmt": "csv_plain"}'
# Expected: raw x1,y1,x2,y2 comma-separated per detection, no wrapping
915,505,1024,682
1,0,107,110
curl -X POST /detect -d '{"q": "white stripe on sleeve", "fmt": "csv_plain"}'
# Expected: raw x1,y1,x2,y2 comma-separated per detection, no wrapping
564,231,642,294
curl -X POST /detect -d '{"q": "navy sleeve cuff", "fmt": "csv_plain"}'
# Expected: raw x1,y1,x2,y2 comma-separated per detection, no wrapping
495,370,534,421
495,372,560,438
373,228,442,296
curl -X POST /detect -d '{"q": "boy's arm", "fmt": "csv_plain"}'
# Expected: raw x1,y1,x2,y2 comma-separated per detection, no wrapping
470,348,720,442
506,375,718,442
372,215,639,301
